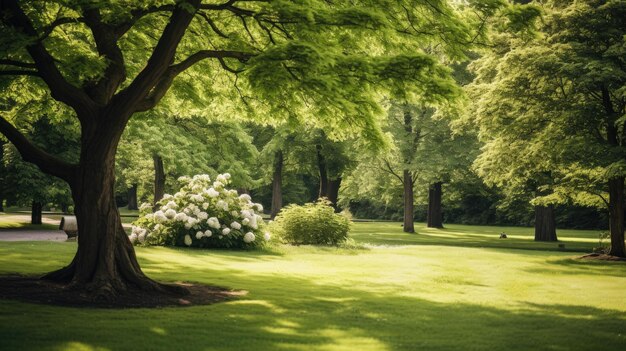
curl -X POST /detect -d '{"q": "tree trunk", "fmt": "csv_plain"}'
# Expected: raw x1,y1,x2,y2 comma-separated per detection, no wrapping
153,155,165,205
403,170,415,233
270,150,283,219
316,144,329,199
608,177,625,257
127,184,138,210
0,196,4,212
43,157,185,299
534,205,557,241
427,182,443,228
31,201,42,225
327,177,342,211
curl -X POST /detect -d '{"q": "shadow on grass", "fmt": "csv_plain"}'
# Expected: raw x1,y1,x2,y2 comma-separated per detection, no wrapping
522,258,626,278
1,269,624,351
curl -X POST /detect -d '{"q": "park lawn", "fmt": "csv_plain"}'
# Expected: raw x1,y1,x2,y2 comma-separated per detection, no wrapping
0,213,59,231
0,223,624,351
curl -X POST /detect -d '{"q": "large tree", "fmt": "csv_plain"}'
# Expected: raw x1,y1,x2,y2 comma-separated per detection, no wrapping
468,0,626,254
0,0,505,299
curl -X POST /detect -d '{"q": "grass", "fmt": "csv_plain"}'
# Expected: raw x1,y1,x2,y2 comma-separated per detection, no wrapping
0,213,59,231
0,221,625,351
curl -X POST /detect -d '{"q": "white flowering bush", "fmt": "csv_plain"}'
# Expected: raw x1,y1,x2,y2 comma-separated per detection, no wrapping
131,174,270,249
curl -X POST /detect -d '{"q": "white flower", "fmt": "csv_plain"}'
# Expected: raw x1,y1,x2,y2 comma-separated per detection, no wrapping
230,210,239,216
207,188,220,198
164,209,177,219
204,230,213,237
216,200,228,211
162,194,173,201
263,232,271,241
243,232,255,243
184,234,192,246
166,201,178,209
230,221,241,230
202,202,209,210
192,185,203,192
174,212,188,222
196,231,204,240
239,194,252,202
216,174,227,183
154,211,167,223
223,173,231,179
129,233,138,243
192,194,205,202
249,215,260,230
255,203,264,212
178,176,191,182
213,181,223,189
241,209,252,218
208,217,221,229
138,232,146,243
222,228,231,235
197,212,208,220
242,218,250,226
139,202,153,212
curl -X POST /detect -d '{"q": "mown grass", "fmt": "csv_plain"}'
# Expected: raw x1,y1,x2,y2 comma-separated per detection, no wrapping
0,222,624,351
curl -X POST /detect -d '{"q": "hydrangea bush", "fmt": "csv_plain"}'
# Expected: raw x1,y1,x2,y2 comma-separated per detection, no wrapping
131,174,270,249
271,199,350,246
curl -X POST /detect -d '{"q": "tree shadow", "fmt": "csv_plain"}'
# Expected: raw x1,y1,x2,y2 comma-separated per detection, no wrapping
1,267,625,351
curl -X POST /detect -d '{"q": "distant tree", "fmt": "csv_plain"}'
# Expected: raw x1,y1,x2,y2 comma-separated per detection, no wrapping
468,0,626,254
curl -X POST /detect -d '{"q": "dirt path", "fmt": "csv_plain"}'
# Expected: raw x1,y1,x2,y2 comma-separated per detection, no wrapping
0,230,70,242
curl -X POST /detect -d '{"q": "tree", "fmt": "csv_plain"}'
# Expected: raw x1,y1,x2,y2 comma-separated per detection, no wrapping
0,0,502,298
468,0,626,252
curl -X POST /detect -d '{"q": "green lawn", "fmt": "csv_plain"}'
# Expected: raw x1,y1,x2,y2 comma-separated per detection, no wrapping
0,222,625,351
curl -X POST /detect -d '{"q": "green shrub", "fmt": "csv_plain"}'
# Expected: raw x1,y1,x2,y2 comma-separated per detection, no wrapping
273,200,350,245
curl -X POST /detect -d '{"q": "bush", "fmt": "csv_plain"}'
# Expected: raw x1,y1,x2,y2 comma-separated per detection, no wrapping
272,200,350,245
131,174,270,249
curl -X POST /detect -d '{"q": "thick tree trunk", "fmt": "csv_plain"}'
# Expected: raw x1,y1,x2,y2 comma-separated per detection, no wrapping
316,144,329,199
403,170,415,233
31,201,42,225
327,177,342,211
127,184,138,210
608,177,625,257
534,205,557,241
153,155,165,205
270,150,283,219
427,182,443,228
43,153,185,300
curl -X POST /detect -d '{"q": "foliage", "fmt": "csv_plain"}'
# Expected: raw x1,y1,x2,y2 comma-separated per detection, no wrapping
272,199,350,245
468,0,626,209
132,174,269,249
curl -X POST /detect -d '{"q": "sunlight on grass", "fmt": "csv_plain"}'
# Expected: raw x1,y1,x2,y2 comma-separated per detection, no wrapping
0,222,625,350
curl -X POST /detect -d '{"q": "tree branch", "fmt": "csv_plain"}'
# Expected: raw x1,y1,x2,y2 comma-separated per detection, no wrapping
112,0,202,114
1,2,97,118
135,49,253,112
0,116,76,182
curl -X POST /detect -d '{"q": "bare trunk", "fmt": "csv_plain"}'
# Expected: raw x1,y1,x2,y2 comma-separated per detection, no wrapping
534,205,557,241
608,177,625,257
270,150,283,219
427,182,443,228
403,170,415,233
31,201,42,225
327,177,342,211
316,144,328,199
127,184,138,210
43,152,185,299
153,155,165,205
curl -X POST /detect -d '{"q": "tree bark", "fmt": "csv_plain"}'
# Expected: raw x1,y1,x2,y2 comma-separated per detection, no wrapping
403,170,415,233
608,177,625,257
534,205,557,241
427,182,443,228
31,201,42,225
0,197,4,212
327,177,342,211
316,144,329,199
153,155,165,205
43,154,185,299
270,150,283,219
127,184,138,210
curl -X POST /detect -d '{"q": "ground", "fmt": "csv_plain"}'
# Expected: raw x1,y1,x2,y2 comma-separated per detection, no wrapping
0,213,625,350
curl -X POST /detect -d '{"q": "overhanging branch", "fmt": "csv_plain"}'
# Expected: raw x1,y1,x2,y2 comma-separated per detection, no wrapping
0,116,76,182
